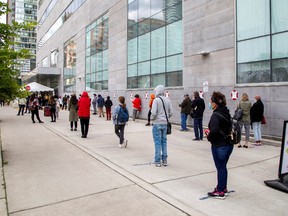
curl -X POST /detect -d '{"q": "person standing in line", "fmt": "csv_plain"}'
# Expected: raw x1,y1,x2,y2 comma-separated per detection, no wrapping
132,94,141,121
237,93,252,148
151,85,173,167
145,93,155,126
92,93,97,115
25,95,31,113
250,95,264,146
191,91,205,140
54,95,61,119
97,94,105,117
29,93,44,124
112,96,129,148
68,93,79,131
62,95,67,110
78,91,91,138
206,91,233,199
48,95,57,122
17,97,26,116
179,94,192,131
104,96,113,120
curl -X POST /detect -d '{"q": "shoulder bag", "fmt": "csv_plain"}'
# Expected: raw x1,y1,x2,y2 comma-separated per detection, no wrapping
159,97,171,135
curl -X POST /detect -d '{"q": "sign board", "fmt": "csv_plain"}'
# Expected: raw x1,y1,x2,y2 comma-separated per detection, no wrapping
199,90,204,98
25,85,31,91
279,121,288,178
231,90,238,100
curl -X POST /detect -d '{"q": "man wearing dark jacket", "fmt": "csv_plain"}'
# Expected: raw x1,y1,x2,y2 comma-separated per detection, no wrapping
179,94,192,131
250,95,264,145
191,91,205,140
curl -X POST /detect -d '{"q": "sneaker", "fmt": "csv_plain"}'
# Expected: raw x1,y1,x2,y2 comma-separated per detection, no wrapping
74,128,77,131
223,188,229,196
155,163,161,167
71,128,73,131
124,140,128,148
207,189,225,199
118,144,122,148
162,160,167,166
145,123,150,126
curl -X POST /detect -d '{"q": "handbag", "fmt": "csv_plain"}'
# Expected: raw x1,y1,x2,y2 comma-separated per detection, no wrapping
159,97,172,135
233,107,243,121
261,116,266,124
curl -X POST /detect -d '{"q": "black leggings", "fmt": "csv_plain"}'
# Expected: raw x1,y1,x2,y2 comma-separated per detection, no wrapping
70,121,78,129
80,118,90,136
114,124,126,144
50,108,56,122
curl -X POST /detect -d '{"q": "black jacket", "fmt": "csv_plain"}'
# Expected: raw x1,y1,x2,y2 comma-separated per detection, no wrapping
179,97,192,115
191,97,205,118
208,106,231,147
250,100,264,123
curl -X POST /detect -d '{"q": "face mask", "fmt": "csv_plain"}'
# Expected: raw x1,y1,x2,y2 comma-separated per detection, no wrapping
209,102,212,110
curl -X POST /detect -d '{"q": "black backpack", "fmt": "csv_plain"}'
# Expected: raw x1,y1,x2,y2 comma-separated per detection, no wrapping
117,106,129,123
214,112,242,145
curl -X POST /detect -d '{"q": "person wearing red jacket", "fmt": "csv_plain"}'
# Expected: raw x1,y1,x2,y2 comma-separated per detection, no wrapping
132,94,141,121
78,91,91,138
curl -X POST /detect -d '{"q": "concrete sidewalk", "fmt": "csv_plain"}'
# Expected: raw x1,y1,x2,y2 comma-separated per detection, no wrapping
0,106,287,216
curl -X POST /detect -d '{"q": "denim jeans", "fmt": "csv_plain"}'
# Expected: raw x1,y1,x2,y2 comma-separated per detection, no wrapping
181,113,188,130
115,124,125,144
239,122,250,141
211,144,234,192
152,124,168,164
193,117,203,139
252,122,261,141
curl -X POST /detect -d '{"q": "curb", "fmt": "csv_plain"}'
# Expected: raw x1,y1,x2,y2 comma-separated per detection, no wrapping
0,128,8,216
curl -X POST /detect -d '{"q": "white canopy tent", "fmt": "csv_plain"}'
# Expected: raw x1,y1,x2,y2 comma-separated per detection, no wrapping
25,82,54,95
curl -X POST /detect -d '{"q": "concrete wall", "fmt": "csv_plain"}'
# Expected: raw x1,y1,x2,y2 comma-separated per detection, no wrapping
36,0,288,138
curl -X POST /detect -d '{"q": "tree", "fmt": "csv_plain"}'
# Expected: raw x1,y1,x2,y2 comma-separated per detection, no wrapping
0,2,35,101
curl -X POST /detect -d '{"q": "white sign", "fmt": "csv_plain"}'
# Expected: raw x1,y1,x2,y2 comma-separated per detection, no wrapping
280,121,288,176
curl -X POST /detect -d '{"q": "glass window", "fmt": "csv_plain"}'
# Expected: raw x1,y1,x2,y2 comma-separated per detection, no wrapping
138,33,150,62
128,0,138,26
151,27,166,59
138,0,150,21
128,38,138,64
151,0,163,16
167,20,182,56
166,54,182,72
86,57,90,73
138,61,150,76
272,0,288,33
151,73,165,87
272,59,288,82
128,77,138,88
238,37,270,63
138,75,151,88
103,70,108,80
91,55,96,73
138,19,150,36
128,64,138,77
151,58,165,74
237,0,270,40
128,23,138,40
91,73,96,82
165,2,182,24
272,32,288,59
103,50,108,70
237,61,271,83
166,71,182,87
151,11,166,31
96,52,103,71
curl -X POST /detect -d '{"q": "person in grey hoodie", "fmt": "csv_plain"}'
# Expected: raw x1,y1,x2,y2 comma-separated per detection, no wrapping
151,85,173,167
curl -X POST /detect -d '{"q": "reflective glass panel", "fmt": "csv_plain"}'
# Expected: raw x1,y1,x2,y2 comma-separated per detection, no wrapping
272,0,288,33
166,71,182,87
138,33,150,62
103,50,108,70
138,0,150,21
128,77,138,88
96,52,103,71
151,73,165,87
272,32,288,59
150,11,166,31
138,61,150,76
165,2,182,24
237,0,270,40
138,75,151,88
166,54,182,72
103,70,108,80
91,55,96,73
128,38,138,64
151,58,165,74
167,21,182,56
151,0,163,16
237,61,271,83
138,19,150,36
128,64,138,77
272,59,288,82
151,27,166,59
238,36,270,63
128,0,138,26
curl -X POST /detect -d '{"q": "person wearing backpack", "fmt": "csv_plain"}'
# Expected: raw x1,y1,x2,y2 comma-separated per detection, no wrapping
112,96,129,148
206,91,233,199
237,93,252,148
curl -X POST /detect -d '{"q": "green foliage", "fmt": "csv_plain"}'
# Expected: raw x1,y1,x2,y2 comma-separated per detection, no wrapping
0,2,36,101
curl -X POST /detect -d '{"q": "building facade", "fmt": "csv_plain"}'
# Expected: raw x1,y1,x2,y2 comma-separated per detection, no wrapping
36,0,288,138
7,0,37,74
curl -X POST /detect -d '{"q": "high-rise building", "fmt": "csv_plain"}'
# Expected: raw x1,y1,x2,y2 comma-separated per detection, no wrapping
7,0,37,75
35,0,288,138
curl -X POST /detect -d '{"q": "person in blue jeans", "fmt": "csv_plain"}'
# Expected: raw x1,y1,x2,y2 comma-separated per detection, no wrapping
191,91,205,140
206,91,233,199
151,85,173,167
179,94,192,131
